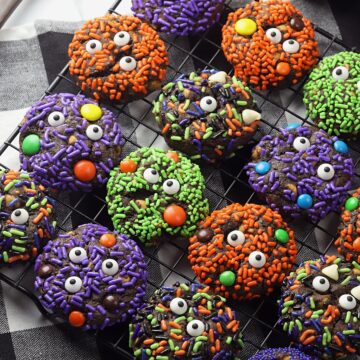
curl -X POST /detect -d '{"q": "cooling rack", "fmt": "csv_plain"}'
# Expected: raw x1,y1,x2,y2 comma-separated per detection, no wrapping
0,0,359,359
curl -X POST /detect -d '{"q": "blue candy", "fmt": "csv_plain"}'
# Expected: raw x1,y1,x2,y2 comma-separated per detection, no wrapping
255,161,271,175
297,194,313,209
333,140,348,154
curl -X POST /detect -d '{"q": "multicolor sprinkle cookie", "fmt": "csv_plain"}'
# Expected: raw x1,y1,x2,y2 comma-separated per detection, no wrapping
106,148,209,246
188,203,297,300
35,224,147,330
131,0,225,36
0,170,56,265
246,126,354,222
221,0,319,90
68,15,168,103
153,70,261,163
304,51,360,138
248,347,312,360
335,188,360,264
129,283,244,359
279,256,360,359
19,93,124,192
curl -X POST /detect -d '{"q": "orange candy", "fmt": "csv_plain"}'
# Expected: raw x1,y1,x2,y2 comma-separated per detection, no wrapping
166,151,179,163
353,238,360,252
73,160,96,182
276,62,291,76
99,233,117,248
119,159,137,173
68,311,86,327
163,204,187,227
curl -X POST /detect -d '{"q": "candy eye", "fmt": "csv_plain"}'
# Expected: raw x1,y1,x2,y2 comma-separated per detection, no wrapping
265,28,282,43
312,276,330,292
48,111,65,127
248,251,266,268
119,56,137,71
86,124,103,141
113,31,131,47
200,96,217,112
293,137,311,152
143,168,160,184
10,208,29,224
169,297,188,315
332,66,349,81
86,39,102,54
227,230,245,247
186,320,205,336
101,259,119,276
163,179,180,195
282,39,300,54
65,276,83,293
69,247,87,264
317,164,335,181
339,294,357,310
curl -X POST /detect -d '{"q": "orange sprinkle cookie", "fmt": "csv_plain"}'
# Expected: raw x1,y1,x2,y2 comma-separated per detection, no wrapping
335,188,360,263
188,203,297,300
221,0,320,90
68,14,169,103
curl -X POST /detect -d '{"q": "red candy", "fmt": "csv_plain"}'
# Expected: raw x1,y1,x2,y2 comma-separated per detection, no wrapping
68,310,86,327
73,160,96,182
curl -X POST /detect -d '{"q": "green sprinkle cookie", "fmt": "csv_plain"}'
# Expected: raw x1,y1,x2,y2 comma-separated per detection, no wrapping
106,148,209,246
303,51,360,138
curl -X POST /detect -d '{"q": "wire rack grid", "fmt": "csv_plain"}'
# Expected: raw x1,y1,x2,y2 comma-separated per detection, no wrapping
0,0,359,359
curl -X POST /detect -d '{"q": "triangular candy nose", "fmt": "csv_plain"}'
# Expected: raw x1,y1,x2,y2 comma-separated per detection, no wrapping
350,285,360,301
321,264,339,281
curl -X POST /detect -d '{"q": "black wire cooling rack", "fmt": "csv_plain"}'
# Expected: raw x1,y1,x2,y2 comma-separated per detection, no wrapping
0,0,359,359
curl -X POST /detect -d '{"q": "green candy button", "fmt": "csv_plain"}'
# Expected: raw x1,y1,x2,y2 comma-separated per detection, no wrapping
219,271,236,286
22,134,41,155
275,229,289,244
345,197,359,212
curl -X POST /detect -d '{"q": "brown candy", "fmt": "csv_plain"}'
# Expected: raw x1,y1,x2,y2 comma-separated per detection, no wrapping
37,264,54,278
196,228,214,242
103,294,119,311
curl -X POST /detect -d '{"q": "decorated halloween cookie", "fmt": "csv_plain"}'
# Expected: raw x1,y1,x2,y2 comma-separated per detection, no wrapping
248,347,312,360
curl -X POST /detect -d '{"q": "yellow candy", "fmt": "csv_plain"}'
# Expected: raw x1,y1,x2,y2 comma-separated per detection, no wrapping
235,18,257,36
80,104,102,121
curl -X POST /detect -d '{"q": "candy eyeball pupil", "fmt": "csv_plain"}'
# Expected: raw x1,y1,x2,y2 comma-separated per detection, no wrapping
206,99,212,105
271,32,276,37
336,69,342,75
231,234,238,240
255,255,262,261
151,169,157,175
178,301,184,307
106,262,113,268
53,114,60,121
347,295,353,302
289,40,294,44
320,278,325,284
125,57,132,63
192,323,198,329
90,42,96,49
15,210,21,216
324,167,330,172
70,279,76,285
119,33,124,38
167,180,173,186
300,139,306,144
75,250,81,256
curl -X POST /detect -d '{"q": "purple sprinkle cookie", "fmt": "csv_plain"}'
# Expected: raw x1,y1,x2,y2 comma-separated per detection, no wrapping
131,0,225,36
19,93,124,192
246,126,354,222
248,347,313,360
34,223,147,330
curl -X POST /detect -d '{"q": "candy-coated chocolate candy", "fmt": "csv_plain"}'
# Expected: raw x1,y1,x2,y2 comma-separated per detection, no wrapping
37,264,54,278
334,140,348,154
345,196,359,212
166,151,179,163
275,229,289,243
73,160,97,182
352,238,360,252
255,161,270,175
119,159,137,173
163,204,187,227
287,123,301,129
196,228,214,243
103,294,119,311
276,62,291,76
22,134,41,156
297,194,313,209
235,18,257,36
99,233,117,248
219,270,236,286
68,310,86,327
80,104,103,121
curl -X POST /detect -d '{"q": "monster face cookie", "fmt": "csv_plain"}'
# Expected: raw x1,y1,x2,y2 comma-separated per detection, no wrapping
248,347,312,360
279,256,360,359
68,15,168,103
221,0,319,90
130,283,244,359
19,93,124,192
131,0,225,36
153,70,261,163
335,188,360,263
106,148,209,246
188,203,297,300
35,224,147,330
246,126,354,222
304,51,360,138
0,170,56,265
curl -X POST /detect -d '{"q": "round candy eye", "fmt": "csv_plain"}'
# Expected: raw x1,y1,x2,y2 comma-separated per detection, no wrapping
332,66,349,81
227,230,245,247
293,137,311,152
10,208,29,224
65,276,83,293
101,259,119,276
169,297,188,315
186,320,205,337
119,56,137,71
113,31,131,47
265,28,282,44
48,111,65,127
200,96,217,112
69,247,87,264
312,276,330,292
86,39,102,54
143,168,160,184
282,39,300,54
86,124,103,141
317,163,335,181
339,294,357,310
163,179,180,195
248,251,266,268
